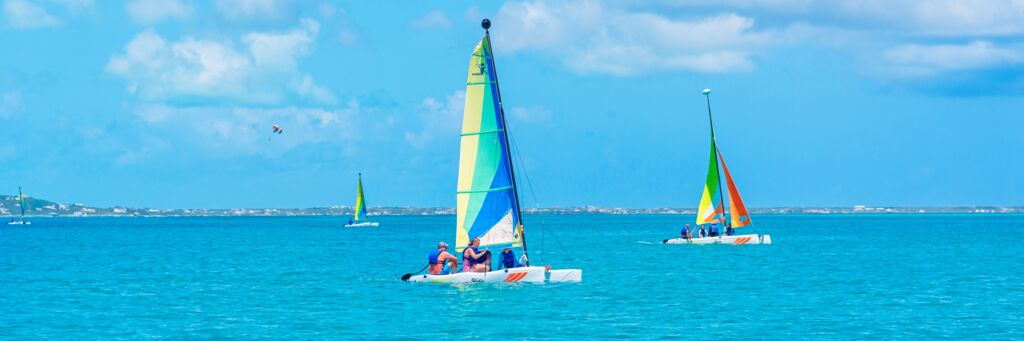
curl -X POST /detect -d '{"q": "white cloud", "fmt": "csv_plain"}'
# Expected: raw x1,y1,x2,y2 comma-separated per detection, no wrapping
3,0,60,29
125,0,192,25
659,0,1024,37
405,90,465,149
106,19,334,105
215,0,287,21
464,6,484,23
883,41,1024,77
242,20,316,69
318,3,338,19
836,0,1024,37
54,0,93,13
132,101,358,156
0,90,23,118
337,29,358,46
492,0,776,75
411,10,452,29
509,106,551,124
628,0,1024,83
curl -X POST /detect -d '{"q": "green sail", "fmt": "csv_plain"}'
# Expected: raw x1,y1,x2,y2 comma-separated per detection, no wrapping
696,139,724,224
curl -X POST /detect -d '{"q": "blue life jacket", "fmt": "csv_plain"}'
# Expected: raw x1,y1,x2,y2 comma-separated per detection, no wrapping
500,251,519,269
463,246,480,266
428,249,444,265
710,225,719,233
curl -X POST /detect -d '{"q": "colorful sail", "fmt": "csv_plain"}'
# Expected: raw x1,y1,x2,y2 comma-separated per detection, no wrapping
19,187,26,218
353,175,367,221
696,140,725,224
455,35,522,251
717,150,751,227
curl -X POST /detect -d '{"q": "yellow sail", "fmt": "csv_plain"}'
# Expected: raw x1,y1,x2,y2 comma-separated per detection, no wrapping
353,174,366,221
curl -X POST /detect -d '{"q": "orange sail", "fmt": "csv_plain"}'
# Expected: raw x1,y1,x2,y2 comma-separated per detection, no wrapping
717,149,751,227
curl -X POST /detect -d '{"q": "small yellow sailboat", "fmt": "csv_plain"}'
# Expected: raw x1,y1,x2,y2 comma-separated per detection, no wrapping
344,174,378,227
8,186,31,225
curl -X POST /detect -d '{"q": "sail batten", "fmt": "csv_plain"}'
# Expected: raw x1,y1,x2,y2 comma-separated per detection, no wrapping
457,186,513,194
460,129,503,136
455,35,523,251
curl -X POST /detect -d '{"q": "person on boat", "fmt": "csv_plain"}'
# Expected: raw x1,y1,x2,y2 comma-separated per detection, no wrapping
709,223,720,237
462,237,492,273
498,247,521,269
681,224,693,239
725,223,734,236
698,225,708,238
427,242,458,275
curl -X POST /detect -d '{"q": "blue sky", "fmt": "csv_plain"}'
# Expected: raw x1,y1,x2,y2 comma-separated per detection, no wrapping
2,0,1023,209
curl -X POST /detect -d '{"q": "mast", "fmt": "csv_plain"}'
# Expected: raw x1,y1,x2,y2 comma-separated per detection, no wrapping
703,89,729,226
483,19,530,265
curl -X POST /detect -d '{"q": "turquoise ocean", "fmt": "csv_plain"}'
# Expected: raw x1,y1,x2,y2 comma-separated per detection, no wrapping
2,214,1022,339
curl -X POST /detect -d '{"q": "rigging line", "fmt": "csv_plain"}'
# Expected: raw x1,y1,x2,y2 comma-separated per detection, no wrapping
506,130,580,266
506,129,543,259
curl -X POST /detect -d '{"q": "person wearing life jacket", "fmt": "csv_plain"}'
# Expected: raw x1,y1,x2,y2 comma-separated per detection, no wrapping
681,224,693,239
498,247,522,269
725,223,734,236
427,241,458,275
462,237,492,273
708,223,720,237
698,225,708,238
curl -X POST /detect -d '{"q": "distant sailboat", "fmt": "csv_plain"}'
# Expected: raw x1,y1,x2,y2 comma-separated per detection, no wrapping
8,186,30,225
344,174,379,227
405,19,581,283
664,89,770,245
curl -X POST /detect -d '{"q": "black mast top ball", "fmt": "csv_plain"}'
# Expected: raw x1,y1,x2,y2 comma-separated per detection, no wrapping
481,19,491,30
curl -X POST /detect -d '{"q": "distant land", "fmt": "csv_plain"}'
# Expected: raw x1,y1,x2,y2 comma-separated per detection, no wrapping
1,195,1021,217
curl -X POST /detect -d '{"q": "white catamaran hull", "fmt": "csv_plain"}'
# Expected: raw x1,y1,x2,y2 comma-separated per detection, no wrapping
7,221,30,225
344,222,379,227
406,266,582,284
663,234,771,245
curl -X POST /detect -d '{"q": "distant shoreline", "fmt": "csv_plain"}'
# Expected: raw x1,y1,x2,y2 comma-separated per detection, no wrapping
3,205,1022,218
4,195,1021,217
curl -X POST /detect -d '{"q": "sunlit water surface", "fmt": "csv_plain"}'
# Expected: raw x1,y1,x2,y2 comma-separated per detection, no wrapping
2,214,1022,339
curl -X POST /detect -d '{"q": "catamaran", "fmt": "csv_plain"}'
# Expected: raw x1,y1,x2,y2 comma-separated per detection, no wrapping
344,173,379,227
405,19,581,283
8,186,30,225
663,89,771,245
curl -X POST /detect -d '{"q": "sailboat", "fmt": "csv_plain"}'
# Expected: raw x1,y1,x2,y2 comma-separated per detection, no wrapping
664,89,771,245
405,19,582,283
8,186,30,225
344,173,379,227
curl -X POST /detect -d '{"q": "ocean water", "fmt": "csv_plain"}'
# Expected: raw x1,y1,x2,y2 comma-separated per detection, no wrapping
1,214,1022,339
